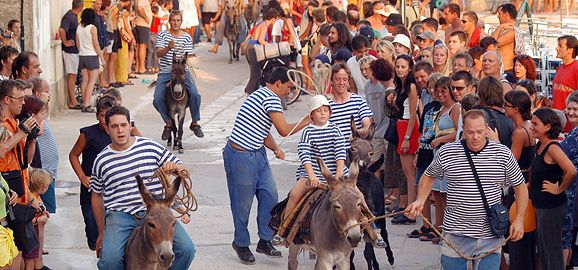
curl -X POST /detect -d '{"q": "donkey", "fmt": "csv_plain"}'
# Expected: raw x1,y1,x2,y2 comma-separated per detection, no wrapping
244,0,261,28
224,0,242,64
165,52,189,153
125,175,182,270
349,118,395,269
288,156,365,270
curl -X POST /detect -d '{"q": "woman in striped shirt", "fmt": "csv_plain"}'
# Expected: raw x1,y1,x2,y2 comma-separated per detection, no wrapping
283,95,348,221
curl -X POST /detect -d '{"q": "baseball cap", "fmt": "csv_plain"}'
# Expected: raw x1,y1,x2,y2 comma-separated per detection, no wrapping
392,34,411,50
374,5,398,17
314,54,331,64
332,48,353,63
359,26,375,42
308,95,331,115
417,31,435,41
385,13,402,26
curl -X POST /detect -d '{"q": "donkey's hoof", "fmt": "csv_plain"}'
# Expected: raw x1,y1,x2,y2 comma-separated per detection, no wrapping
235,57,240,61
173,145,179,151
167,141,172,147
178,148,184,154
228,59,233,64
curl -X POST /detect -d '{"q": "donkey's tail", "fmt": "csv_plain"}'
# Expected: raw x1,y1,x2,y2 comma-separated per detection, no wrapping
148,80,158,89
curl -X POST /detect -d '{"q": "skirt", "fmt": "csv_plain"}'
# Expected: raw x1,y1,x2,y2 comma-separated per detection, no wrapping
383,143,407,195
115,38,129,83
0,226,19,267
396,119,420,155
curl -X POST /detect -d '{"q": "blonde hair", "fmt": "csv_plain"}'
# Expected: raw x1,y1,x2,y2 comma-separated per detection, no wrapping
433,44,452,76
358,55,375,68
28,168,52,194
376,39,396,63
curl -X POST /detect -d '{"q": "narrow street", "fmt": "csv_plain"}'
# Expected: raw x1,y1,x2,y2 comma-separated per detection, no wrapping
43,41,440,269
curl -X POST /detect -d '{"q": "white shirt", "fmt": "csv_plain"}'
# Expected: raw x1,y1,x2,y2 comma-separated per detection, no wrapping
76,24,97,56
346,55,375,98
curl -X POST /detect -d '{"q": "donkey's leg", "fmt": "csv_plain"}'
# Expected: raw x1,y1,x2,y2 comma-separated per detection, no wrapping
228,39,234,64
349,250,356,270
332,254,351,270
235,42,240,61
167,119,173,147
314,253,337,270
379,221,394,265
363,242,378,270
288,244,301,270
172,117,179,150
177,111,186,154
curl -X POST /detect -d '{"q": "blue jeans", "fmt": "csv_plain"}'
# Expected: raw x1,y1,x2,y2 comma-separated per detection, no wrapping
40,179,56,213
97,211,195,270
440,233,502,270
81,203,98,249
153,72,202,124
223,142,278,247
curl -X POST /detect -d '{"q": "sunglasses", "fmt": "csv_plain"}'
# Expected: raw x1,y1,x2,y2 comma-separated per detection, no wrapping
461,20,470,24
452,86,466,91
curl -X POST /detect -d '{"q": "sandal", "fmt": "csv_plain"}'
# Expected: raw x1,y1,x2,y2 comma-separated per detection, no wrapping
419,231,437,241
128,74,138,79
407,226,432,238
68,104,82,110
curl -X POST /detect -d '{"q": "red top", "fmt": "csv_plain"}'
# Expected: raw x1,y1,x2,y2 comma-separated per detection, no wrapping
552,60,578,110
150,16,161,34
292,3,305,26
468,27,482,48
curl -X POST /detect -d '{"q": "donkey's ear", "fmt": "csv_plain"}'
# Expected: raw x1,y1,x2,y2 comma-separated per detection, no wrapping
317,158,336,186
366,122,375,141
173,52,177,63
347,150,360,186
183,52,189,63
350,115,359,140
136,175,156,207
162,177,182,206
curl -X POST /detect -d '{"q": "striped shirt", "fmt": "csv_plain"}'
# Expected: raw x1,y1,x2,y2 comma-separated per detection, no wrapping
329,94,373,148
229,87,284,151
296,123,349,181
89,137,181,214
425,140,524,239
156,30,194,74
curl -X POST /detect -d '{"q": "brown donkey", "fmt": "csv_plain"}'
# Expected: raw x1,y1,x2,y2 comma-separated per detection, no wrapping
125,175,182,270
288,156,365,270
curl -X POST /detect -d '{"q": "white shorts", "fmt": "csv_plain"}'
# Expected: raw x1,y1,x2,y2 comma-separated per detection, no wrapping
62,52,79,75
296,54,303,68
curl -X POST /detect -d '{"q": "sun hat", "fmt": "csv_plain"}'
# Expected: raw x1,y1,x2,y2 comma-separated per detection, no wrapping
417,31,435,41
385,13,402,26
374,5,398,17
392,34,411,51
308,95,331,115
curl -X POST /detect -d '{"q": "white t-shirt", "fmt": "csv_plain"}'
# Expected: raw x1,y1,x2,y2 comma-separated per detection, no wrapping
76,24,97,56
179,0,199,28
347,55,375,98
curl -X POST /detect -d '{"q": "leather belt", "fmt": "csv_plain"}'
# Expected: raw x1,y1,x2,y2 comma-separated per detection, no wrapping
229,141,246,152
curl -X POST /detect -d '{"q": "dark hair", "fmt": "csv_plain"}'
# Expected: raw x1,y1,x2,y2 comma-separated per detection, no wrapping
351,35,370,51
0,80,21,100
318,23,332,37
28,77,45,96
463,109,489,126
321,1,334,8
478,76,504,107
414,60,434,74
451,70,474,86
347,3,359,11
346,10,359,26
505,90,532,120
329,23,351,52
0,46,19,71
514,55,537,81
20,96,45,117
558,35,578,58
444,3,461,17
169,10,183,20
461,93,480,111
264,8,279,20
533,108,562,139
357,19,371,28
7,19,20,30
435,76,456,101
568,91,578,105
11,51,38,79
463,11,479,25
97,96,117,114
103,88,122,101
498,3,517,19
362,1,373,18
515,79,537,97
394,54,416,95
326,6,339,20
312,8,325,23
468,46,485,61
421,17,439,31
370,58,394,81
394,25,410,37
268,66,290,84
450,31,467,42
105,105,131,126
72,0,84,9
333,10,347,23
480,36,498,50
81,8,97,27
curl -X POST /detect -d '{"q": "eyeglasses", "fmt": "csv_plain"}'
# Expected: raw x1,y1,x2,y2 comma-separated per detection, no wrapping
504,103,515,108
7,95,24,101
461,20,471,24
452,86,466,91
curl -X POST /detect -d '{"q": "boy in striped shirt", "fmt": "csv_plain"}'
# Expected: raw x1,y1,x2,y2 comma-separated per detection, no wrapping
283,95,348,220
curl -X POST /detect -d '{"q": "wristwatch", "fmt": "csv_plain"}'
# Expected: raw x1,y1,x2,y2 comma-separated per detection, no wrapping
404,135,410,141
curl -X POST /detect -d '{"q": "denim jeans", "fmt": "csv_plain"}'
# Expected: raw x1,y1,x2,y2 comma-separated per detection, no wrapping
40,179,56,213
153,71,202,124
97,210,195,270
223,142,278,247
440,233,502,270
81,203,99,250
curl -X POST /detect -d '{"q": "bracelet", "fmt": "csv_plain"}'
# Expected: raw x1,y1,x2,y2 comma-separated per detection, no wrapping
404,135,410,141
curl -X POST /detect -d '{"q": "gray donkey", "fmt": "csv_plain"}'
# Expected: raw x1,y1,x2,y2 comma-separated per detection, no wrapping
288,156,365,270
165,52,189,153
125,175,182,270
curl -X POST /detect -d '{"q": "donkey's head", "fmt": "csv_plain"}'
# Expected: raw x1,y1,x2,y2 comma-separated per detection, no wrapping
349,115,375,168
317,153,363,247
135,175,182,268
171,52,188,94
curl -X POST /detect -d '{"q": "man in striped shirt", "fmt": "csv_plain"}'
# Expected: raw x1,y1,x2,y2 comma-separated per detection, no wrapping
407,109,528,269
90,106,195,270
224,66,310,265
154,10,204,141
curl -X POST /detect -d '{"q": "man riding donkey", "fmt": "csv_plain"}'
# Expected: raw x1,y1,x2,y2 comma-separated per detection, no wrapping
90,106,196,269
223,66,311,264
154,10,204,140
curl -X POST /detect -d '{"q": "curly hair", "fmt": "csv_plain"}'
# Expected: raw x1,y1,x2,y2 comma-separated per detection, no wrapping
514,55,537,81
370,58,394,82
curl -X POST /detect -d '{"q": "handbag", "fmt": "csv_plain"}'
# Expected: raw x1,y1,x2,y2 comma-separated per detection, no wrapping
2,185,39,253
461,140,510,237
384,119,398,146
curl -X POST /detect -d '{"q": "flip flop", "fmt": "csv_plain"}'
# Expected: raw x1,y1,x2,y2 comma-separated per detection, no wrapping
128,74,138,79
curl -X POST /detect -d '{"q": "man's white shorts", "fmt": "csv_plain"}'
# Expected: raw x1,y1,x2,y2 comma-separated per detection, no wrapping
62,52,79,75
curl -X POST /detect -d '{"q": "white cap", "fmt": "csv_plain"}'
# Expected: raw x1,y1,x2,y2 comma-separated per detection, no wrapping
374,5,398,17
308,95,331,114
393,34,411,51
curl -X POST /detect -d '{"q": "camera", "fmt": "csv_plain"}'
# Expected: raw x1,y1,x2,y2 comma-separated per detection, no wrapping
0,26,13,39
17,113,40,139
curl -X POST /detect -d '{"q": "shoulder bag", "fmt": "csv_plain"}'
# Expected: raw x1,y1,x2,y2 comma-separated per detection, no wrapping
461,140,509,237
1,185,39,253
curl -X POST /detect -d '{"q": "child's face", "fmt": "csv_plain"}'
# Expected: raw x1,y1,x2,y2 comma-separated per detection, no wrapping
97,109,108,128
39,184,49,195
310,105,331,125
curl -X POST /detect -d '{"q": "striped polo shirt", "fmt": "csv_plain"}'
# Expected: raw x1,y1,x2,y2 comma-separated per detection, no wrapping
156,30,194,74
329,94,373,148
296,123,349,181
89,137,181,215
229,87,284,151
425,140,524,239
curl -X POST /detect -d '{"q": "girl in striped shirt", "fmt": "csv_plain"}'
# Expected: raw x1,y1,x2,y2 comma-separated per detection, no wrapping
283,95,348,220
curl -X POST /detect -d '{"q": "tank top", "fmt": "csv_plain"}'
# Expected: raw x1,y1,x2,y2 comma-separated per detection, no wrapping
394,89,409,120
77,24,98,56
79,124,112,205
437,103,459,132
517,126,535,180
530,141,566,209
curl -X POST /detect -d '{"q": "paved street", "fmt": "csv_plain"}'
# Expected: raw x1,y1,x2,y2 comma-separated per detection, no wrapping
42,41,440,270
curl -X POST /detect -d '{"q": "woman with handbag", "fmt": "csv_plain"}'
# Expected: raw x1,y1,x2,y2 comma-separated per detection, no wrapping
530,108,577,270
503,90,537,270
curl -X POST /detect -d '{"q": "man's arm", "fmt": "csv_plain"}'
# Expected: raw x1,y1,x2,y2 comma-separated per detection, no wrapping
269,112,311,137
91,192,105,257
510,182,528,241
405,174,435,218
